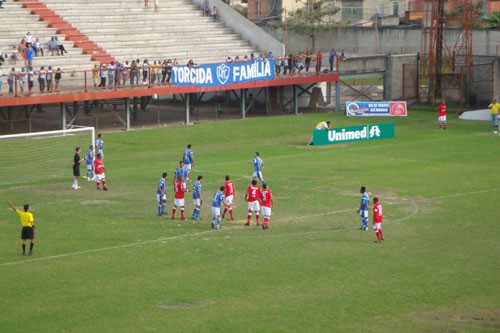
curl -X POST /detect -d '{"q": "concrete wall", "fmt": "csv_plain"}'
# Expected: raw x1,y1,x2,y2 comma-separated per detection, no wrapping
192,0,284,56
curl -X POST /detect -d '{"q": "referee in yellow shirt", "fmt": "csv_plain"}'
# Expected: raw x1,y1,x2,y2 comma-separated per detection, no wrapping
488,99,500,128
7,201,36,256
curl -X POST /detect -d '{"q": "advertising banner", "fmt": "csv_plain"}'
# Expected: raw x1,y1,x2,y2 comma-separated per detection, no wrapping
313,123,395,146
172,59,275,87
345,101,407,117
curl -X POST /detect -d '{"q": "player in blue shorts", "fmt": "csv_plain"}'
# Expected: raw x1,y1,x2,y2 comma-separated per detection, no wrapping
85,145,95,181
191,175,203,220
357,186,369,230
211,186,226,230
173,160,188,188
156,172,167,216
182,144,194,183
95,133,104,161
250,151,266,185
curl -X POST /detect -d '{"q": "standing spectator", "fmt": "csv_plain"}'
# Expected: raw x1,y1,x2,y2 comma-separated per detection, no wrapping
0,1,4,9
95,133,104,161
107,61,115,87
315,50,323,73
135,59,141,84
373,197,384,243
0,48,5,65
438,100,447,129
191,175,203,220
154,0,159,12
340,49,346,60
222,175,236,221
182,144,194,183
165,59,173,84
91,64,99,87
25,46,34,69
297,52,305,73
328,48,336,71
55,37,68,55
86,145,95,181
17,67,26,92
11,46,19,63
144,0,148,6
250,151,266,185
54,68,62,91
161,60,167,84
98,64,106,87
305,49,312,72
38,66,46,92
7,68,15,93
6,201,36,256
46,66,53,92
27,67,34,93
0,69,3,93
151,61,158,84
211,186,226,230
259,183,273,230
24,32,33,48
115,61,123,86
129,60,137,85
72,146,84,190
245,180,261,226
33,38,44,57
488,98,500,128
94,153,107,191
357,186,369,231
122,60,129,85
142,59,149,83
156,172,168,216
172,175,186,220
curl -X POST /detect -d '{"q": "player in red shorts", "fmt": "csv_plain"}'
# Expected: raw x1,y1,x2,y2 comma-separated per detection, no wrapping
373,197,384,243
259,183,273,230
93,153,107,191
172,175,186,220
222,175,236,221
245,179,261,226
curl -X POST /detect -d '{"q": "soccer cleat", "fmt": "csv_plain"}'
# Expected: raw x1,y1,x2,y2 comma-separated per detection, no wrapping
381,237,385,241
76,186,81,189
97,187,101,191
103,187,108,191
256,223,261,227
261,223,265,230
216,225,220,230
211,222,215,229
28,251,33,255
244,222,250,226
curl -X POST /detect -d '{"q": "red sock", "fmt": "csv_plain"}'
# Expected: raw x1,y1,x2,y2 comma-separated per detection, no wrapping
96,182,100,189
181,209,185,219
264,217,269,228
256,214,260,224
229,209,234,219
222,208,227,218
379,230,384,240
247,212,251,223
172,208,176,219
102,180,107,188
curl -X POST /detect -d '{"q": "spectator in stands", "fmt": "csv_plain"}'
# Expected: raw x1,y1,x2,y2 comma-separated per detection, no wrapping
250,52,256,62
10,46,19,64
0,70,3,92
54,68,62,91
297,52,304,73
18,67,26,92
130,60,137,85
154,0,159,12
26,46,34,69
172,58,179,66
305,49,312,72
328,48,336,71
340,49,346,60
166,59,173,84
48,37,59,56
33,38,44,57
142,59,149,83
38,66,46,92
0,0,4,9
287,53,294,74
24,32,33,48
27,67,34,93
115,61,123,86
315,50,322,73
210,6,218,20
144,0,148,6
225,56,233,63
98,64,106,88
187,59,197,68
7,68,15,93
202,0,210,16
151,60,158,84
135,59,141,84
107,61,115,87
161,60,167,84
0,48,5,66
92,64,99,87
46,66,53,91
122,60,129,85
55,37,68,55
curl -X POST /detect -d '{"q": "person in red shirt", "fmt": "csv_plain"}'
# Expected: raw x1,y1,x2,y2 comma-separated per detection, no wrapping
172,175,186,220
244,179,261,226
222,175,236,221
93,153,108,191
373,197,384,243
315,51,323,73
438,100,447,129
259,183,273,230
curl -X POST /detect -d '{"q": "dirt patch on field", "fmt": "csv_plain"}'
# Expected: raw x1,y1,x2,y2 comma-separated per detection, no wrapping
407,308,500,329
157,299,216,309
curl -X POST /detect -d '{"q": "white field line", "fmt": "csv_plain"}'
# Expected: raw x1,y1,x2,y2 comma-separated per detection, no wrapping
1,187,498,268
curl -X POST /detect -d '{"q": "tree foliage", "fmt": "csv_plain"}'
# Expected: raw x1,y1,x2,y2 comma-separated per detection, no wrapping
481,11,500,29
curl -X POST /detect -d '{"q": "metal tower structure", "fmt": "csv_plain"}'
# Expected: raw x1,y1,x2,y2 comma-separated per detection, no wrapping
420,0,474,104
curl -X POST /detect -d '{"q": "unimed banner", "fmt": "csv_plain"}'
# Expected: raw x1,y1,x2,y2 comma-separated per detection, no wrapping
345,101,407,117
172,60,275,87
313,123,395,146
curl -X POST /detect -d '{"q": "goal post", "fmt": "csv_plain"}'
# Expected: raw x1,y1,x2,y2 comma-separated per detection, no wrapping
0,127,95,188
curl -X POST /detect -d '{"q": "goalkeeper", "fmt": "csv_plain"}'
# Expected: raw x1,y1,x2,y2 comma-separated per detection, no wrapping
6,201,36,256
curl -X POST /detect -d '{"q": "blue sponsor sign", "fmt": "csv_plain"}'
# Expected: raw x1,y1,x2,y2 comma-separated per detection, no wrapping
345,101,407,116
172,60,275,87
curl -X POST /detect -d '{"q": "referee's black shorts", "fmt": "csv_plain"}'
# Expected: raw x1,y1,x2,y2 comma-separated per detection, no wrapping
73,164,80,177
21,226,34,240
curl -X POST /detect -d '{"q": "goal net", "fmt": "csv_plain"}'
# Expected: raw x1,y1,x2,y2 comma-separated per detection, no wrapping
0,127,95,188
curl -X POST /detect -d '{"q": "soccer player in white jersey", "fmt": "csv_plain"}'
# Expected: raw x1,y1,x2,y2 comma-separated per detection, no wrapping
182,144,194,182
156,172,167,216
191,175,203,220
250,151,266,185
85,145,95,181
357,186,369,230
211,186,226,230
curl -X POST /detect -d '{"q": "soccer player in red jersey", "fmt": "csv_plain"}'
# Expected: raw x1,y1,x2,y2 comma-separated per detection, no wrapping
222,175,236,220
259,183,273,230
172,175,186,220
373,197,384,243
93,153,108,191
438,100,447,129
245,179,261,226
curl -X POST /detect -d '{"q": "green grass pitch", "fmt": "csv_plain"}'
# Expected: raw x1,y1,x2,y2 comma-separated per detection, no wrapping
0,110,499,332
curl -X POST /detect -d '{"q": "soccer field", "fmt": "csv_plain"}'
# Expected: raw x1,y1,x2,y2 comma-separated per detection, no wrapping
1,110,499,332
